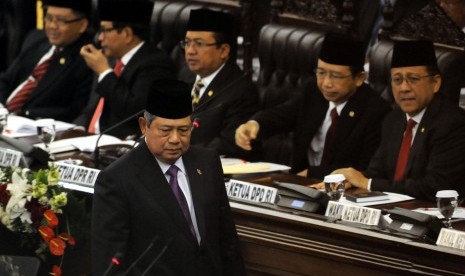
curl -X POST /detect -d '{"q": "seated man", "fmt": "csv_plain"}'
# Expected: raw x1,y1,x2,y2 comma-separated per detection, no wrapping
0,0,93,122
74,0,175,138
323,40,465,201
236,33,391,180
182,9,259,158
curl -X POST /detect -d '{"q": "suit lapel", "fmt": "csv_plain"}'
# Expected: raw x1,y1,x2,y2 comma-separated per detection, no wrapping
182,150,207,243
407,96,441,175
134,142,198,245
194,63,234,112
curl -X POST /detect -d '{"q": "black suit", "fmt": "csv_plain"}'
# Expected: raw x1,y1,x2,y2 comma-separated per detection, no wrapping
92,142,244,276
190,62,258,158
254,81,391,179
74,43,175,138
0,30,93,122
366,94,465,201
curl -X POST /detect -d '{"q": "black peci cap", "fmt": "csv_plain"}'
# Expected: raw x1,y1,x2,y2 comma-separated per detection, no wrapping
319,32,367,69
187,9,234,35
43,0,91,16
146,79,192,119
98,0,154,25
391,40,438,69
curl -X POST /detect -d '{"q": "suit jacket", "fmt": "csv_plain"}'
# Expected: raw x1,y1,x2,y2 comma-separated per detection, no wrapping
0,30,93,122
92,142,244,276
190,62,259,158
254,81,391,179
366,94,465,201
74,43,175,138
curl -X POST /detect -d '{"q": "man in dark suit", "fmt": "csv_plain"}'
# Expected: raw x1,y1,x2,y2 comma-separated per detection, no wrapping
74,0,175,138
182,9,259,158
236,33,391,180
327,40,465,201
92,79,244,276
0,0,93,122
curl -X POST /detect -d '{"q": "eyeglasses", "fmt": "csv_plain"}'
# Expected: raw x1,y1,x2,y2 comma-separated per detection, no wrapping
97,27,118,37
44,15,84,27
314,69,352,83
179,40,221,49
391,74,434,86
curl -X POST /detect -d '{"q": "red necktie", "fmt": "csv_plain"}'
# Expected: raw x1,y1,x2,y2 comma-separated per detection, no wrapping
321,107,339,165
166,165,196,238
394,119,416,181
7,50,57,113
88,60,124,133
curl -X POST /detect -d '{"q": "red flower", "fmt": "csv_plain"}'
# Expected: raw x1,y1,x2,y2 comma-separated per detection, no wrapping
58,232,76,246
50,265,62,276
0,184,10,206
44,210,59,228
38,226,55,243
49,238,66,256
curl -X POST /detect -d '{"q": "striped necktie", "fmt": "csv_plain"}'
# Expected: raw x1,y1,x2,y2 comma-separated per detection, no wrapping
192,79,204,106
7,49,58,113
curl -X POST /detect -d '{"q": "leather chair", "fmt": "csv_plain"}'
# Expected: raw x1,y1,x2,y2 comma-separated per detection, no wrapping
256,23,325,165
368,39,465,105
0,0,36,71
149,0,244,81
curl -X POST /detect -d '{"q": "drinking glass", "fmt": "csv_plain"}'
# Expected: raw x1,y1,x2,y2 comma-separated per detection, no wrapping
36,119,56,159
436,190,459,228
0,108,8,134
324,174,346,201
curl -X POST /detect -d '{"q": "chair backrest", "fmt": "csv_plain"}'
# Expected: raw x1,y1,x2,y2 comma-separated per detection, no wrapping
368,39,465,105
0,0,36,71
256,23,325,164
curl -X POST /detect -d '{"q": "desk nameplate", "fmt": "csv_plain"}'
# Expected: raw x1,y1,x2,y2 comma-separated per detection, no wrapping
437,228,465,250
325,201,382,226
225,179,278,204
54,161,100,187
0,148,22,167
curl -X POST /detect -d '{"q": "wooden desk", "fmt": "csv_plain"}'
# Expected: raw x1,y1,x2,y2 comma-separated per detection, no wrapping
232,173,465,276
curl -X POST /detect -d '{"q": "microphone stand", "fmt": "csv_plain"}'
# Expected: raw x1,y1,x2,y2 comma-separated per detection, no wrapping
93,109,144,168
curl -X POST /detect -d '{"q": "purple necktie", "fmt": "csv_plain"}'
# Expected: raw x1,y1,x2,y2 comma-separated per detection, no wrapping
321,107,339,165
166,165,196,237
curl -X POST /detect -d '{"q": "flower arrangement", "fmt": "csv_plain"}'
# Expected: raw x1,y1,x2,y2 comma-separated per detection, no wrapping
0,165,87,276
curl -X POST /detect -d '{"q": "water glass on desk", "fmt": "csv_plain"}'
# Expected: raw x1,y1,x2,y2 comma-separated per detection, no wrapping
324,174,345,201
36,119,56,158
0,108,8,134
436,190,459,228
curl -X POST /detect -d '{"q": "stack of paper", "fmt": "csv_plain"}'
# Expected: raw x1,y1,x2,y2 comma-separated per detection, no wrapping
4,115,75,137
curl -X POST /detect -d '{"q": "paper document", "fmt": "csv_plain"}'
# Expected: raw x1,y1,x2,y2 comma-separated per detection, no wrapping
221,158,291,174
4,115,75,137
338,192,414,207
413,207,465,219
35,134,136,153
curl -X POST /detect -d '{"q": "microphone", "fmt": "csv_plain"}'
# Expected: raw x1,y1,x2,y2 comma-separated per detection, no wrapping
140,238,173,276
102,252,123,276
121,236,159,276
93,109,144,168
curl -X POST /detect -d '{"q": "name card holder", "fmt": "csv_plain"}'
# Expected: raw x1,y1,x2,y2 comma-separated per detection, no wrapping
54,161,100,187
0,148,23,167
325,201,382,226
225,179,278,204
436,228,465,250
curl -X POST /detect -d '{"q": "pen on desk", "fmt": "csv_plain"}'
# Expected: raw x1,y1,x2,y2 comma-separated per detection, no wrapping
253,176,272,183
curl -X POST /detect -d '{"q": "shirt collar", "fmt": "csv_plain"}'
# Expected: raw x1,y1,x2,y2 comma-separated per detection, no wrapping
120,41,145,66
406,108,426,124
155,156,187,175
195,62,226,88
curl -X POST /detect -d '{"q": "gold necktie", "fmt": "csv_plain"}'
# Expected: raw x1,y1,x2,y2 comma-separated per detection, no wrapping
192,79,204,106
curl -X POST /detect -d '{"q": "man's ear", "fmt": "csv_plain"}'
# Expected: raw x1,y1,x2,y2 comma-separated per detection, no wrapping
138,117,146,135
